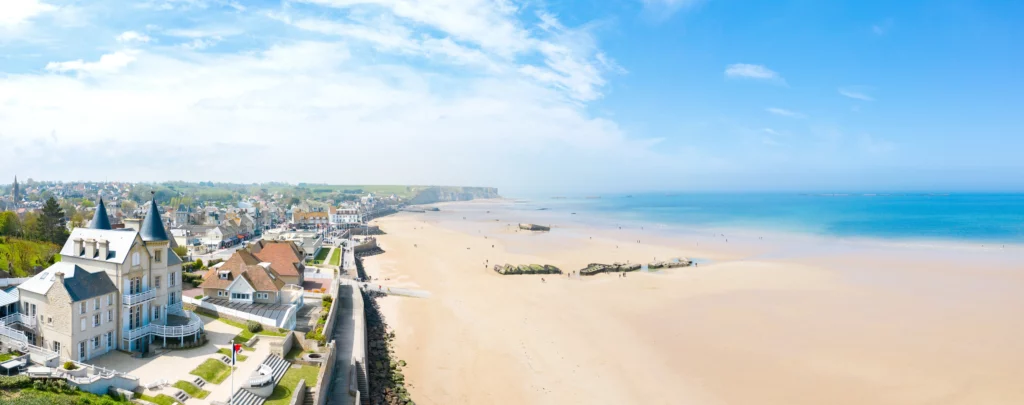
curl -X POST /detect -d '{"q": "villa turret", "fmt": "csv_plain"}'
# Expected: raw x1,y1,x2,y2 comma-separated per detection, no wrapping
89,197,112,230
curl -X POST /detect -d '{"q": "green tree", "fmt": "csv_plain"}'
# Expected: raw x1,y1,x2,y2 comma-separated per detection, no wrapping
36,197,69,245
20,211,40,240
0,211,20,236
121,199,137,212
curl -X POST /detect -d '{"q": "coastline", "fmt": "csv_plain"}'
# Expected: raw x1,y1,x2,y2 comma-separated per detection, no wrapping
361,199,1024,405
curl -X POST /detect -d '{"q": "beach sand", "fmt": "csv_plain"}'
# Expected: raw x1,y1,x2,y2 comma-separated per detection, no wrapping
360,200,1024,405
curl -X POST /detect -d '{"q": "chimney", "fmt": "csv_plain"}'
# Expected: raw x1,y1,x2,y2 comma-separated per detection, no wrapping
84,239,97,258
55,272,65,285
98,239,109,260
124,218,142,232
73,238,83,256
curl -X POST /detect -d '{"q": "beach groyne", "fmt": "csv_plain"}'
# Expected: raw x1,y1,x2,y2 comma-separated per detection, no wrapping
493,264,562,275
518,223,550,231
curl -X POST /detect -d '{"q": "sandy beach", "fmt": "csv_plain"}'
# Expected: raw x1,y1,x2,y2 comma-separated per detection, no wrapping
360,200,1024,405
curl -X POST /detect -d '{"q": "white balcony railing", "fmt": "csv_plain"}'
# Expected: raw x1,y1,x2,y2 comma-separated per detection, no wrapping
123,289,156,306
0,312,36,328
124,311,203,341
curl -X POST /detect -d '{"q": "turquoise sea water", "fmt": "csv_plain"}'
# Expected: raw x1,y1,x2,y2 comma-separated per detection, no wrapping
516,194,1024,243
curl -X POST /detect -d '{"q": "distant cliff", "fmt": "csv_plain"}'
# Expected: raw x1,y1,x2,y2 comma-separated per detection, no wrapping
408,186,500,205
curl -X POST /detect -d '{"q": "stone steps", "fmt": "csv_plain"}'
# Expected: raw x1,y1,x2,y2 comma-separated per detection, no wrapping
229,387,265,405
261,354,290,384
193,377,208,388
173,390,190,403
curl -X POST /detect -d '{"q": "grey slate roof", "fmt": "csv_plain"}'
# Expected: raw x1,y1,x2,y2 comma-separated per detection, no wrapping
60,228,139,264
140,197,169,242
18,262,118,302
0,287,19,307
88,197,112,230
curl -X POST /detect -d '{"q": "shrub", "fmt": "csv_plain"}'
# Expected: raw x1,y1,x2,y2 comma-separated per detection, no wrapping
63,361,78,370
0,375,31,389
246,320,262,333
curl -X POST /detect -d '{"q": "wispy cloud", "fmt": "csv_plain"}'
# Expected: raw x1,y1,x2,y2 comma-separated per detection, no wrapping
725,63,785,84
0,0,56,27
766,107,804,118
116,31,151,43
640,0,704,20
839,86,874,101
872,19,894,36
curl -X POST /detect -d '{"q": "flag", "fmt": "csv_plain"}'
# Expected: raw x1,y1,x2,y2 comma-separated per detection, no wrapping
232,344,241,365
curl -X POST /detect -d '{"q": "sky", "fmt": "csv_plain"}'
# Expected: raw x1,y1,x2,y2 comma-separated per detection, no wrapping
1,0,1022,194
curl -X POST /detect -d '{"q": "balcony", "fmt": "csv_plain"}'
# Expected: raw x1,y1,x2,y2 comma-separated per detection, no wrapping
123,311,203,341
0,312,37,328
123,289,156,306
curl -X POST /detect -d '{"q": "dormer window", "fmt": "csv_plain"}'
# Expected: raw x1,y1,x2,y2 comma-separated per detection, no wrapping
219,272,229,280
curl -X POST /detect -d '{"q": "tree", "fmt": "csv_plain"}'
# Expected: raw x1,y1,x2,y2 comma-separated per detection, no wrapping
36,197,69,245
70,212,86,228
0,211,20,236
20,211,40,240
121,199,137,212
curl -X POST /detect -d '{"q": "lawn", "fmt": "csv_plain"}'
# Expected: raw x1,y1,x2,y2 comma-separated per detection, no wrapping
313,248,330,262
217,348,249,362
0,387,130,405
0,351,22,362
188,359,234,384
264,364,321,405
137,393,180,405
172,381,210,399
328,248,341,266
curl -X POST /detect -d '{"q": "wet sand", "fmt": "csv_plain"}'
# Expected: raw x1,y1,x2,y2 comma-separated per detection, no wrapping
360,200,1024,405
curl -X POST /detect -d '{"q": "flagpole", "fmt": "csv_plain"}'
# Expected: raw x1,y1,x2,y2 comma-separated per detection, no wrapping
230,346,235,405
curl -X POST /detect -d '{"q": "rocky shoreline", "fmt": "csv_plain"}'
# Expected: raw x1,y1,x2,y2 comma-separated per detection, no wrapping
363,285,415,405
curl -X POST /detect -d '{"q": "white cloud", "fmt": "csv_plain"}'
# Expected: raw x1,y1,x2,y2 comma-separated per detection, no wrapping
762,128,778,135
116,31,152,43
44,51,136,74
872,19,893,36
839,87,874,101
725,63,784,83
0,0,56,27
765,107,804,118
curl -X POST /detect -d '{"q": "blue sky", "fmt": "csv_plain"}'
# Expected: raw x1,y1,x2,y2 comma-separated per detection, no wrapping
1,0,1021,193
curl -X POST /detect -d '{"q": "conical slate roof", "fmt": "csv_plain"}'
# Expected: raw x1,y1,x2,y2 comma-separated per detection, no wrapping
88,198,112,230
140,194,169,242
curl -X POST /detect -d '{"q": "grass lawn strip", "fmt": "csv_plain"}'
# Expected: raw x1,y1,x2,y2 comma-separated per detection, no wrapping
188,358,234,384
263,364,321,405
172,381,210,399
138,393,181,405
217,348,249,362
313,248,330,262
328,248,341,266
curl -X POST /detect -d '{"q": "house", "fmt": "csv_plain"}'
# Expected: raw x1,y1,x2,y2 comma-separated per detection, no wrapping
247,240,305,286
6,196,202,362
198,251,286,304
330,206,361,227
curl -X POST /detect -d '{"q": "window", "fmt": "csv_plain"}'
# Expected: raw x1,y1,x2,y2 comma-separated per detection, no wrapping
231,293,250,300
30,303,36,316
79,341,86,361
53,341,60,354
106,332,112,348
94,297,100,310
93,335,100,349
217,290,225,297
153,305,161,320
80,302,86,314
132,252,140,266
47,317,52,325
107,309,113,322
93,314,100,327
155,249,162,263
107,294,113,306
80,318,86,331
154,276,161,288
219,272,229,280
170,272,176,287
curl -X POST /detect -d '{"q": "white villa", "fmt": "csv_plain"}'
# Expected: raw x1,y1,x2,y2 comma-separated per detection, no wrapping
0,196,203,362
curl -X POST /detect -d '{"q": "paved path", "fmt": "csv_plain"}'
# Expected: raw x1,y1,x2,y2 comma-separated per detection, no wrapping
326,282,359,405
204,339,273,404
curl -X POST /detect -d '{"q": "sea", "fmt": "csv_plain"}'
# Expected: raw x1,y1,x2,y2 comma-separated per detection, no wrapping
505,193,1024,244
